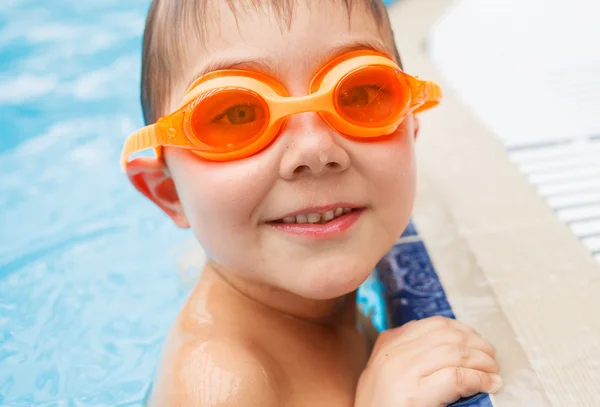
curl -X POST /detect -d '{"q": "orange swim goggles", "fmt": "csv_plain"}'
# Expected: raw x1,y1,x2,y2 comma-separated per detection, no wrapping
121,50,441,168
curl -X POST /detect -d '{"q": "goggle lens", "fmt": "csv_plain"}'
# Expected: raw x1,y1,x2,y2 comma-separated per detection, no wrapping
334,66,407,128
189,88,270,151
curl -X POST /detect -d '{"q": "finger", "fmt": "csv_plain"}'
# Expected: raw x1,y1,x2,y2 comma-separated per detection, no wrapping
415,345,500,376
404,316,481,343
421,368,503,406
426,317,483,339
465,331,496,359
419,328,496,359
373,316,460,352
373,317,494,359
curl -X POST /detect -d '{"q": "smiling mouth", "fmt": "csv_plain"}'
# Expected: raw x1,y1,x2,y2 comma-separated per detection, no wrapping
269,207,361,225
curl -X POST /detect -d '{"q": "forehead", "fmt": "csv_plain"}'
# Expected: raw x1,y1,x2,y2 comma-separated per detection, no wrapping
172,0,393,104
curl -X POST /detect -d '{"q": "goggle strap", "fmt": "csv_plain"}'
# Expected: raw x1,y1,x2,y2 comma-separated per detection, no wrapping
120,122,190,171
409,77,442,113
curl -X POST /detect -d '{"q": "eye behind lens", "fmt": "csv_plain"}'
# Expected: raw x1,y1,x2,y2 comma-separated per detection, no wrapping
334,66,408,128
187,88,269,151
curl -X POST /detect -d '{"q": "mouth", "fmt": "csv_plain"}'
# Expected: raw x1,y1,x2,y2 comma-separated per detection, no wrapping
266,205,366,239
268,206,362,225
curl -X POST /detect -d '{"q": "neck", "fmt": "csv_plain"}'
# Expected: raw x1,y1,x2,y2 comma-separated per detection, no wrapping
203,261,358,326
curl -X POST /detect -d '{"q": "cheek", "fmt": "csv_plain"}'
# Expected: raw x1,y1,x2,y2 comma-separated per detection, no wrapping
169,151,277,263
360,125,417,234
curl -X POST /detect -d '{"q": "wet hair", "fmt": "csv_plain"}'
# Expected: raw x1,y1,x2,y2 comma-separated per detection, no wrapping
141,0,400,124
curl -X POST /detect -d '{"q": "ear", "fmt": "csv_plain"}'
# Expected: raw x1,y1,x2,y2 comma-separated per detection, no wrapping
412,114,420,140
126,157,190,228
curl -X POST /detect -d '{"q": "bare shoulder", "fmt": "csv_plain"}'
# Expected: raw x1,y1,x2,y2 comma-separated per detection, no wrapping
149,334,282,407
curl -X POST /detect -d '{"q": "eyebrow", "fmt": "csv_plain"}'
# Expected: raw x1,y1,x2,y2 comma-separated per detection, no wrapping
184,39,391,92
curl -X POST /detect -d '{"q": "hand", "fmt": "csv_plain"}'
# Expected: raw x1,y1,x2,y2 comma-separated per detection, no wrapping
355,316,502,407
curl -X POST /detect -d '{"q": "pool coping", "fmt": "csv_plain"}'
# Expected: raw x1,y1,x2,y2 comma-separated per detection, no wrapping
388,1,600,406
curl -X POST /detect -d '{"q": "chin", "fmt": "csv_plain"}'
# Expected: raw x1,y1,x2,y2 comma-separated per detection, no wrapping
292,256,377,300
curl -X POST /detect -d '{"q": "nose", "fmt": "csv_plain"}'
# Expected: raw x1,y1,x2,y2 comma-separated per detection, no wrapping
278,113,351,180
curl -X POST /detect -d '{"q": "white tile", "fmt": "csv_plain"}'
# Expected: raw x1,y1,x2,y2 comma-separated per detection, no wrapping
547,192,600,209
510,143,600,164
570,220,600,237
528,168,600,185
538,180,600,196
582,236,600,252
519,156,600,175
558,205,600,223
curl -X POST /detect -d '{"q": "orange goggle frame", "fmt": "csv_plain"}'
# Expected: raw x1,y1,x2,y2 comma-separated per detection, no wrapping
121,51,441,168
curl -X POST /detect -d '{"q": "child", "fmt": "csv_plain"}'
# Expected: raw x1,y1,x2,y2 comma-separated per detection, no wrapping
122,0,502,405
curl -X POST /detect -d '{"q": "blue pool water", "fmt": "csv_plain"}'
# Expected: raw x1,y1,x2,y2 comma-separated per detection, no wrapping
0,1,193,405
0,2,391,405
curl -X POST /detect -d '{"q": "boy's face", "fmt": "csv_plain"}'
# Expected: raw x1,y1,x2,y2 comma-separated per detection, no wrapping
130,1,418,300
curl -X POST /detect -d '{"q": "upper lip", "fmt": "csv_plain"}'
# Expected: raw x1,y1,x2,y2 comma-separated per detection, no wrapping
267,203,365,222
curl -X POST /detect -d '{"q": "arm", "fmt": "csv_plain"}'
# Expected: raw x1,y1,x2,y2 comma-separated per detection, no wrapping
148,338,280,407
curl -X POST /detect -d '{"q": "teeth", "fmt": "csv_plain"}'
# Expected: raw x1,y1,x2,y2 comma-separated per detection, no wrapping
277,207,355,224
307,213,321,224
322,210,335,221
296,214,308,224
